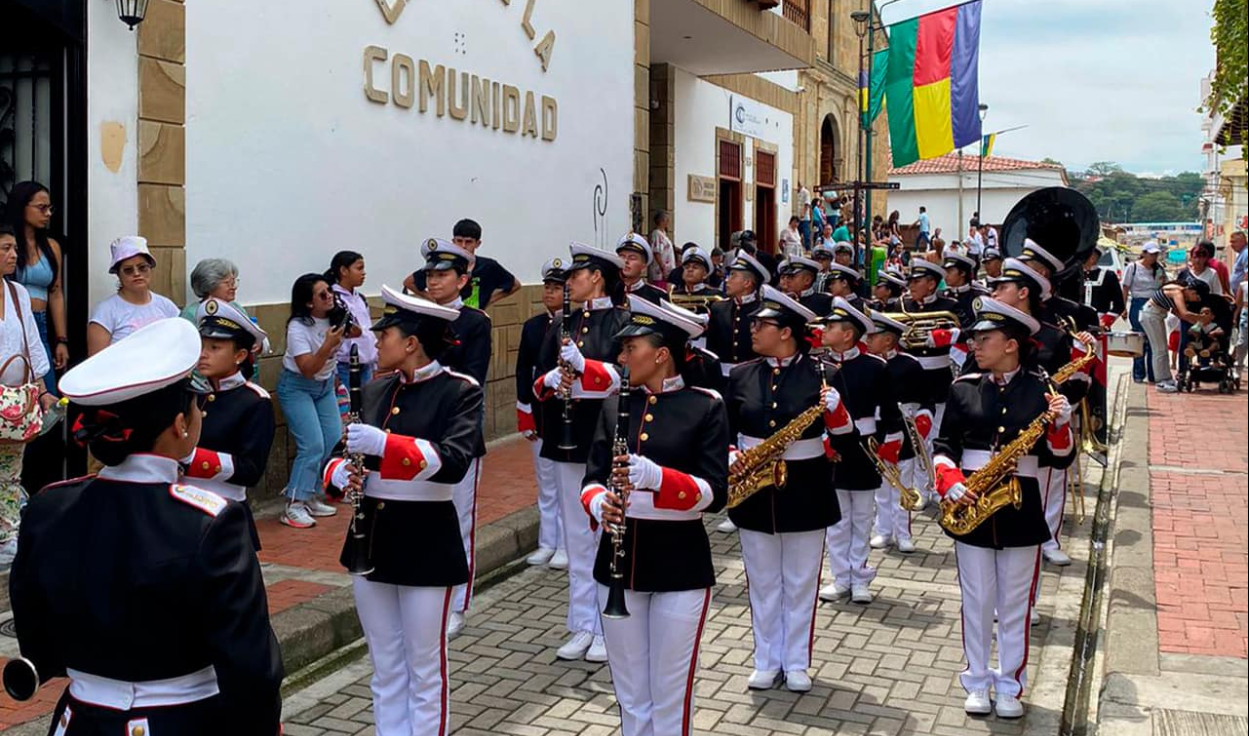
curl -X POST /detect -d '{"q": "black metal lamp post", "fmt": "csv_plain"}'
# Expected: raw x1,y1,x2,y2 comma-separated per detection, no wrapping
116,0,150,30
851,9,870,252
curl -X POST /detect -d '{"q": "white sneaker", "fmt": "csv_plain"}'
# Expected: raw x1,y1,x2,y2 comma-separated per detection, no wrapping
1031,608,1041,626
717,518,738,533
851,585,873,604
784,670,812,692
995,693,1025,719
747,669,781,690
556,631,594,661
896,538,917,554
526,547,556,566
306,498,339,517
1157,381,1179,393
1044,549,1072,567
585,635,609,663
869,534,891,550
548,549,569,570
280,502,316,529
964,689,992,715
818,583,850,602
447,611,465,638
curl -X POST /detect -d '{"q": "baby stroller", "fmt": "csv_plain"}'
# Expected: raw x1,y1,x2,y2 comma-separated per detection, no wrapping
1177,298,1240,394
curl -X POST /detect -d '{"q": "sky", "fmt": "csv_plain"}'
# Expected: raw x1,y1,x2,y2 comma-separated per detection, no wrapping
876,0,1218,176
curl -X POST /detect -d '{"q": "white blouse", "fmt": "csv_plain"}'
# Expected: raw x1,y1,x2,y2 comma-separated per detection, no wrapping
1,279,51,386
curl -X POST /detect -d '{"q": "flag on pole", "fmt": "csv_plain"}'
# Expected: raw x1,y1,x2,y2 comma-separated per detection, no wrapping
867,48,889,126
981,132,996,157
883,0,983,168
858,68,869,116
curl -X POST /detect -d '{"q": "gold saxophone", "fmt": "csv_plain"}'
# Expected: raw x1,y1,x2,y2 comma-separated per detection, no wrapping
727,400,825,509
939,409,1054,536
1051,329,1098,384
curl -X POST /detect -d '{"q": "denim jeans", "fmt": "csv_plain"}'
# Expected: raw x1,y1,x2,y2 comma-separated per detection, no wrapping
798,220,811,250
277,369,342,502
1128,297,1152,382
31,310,57,396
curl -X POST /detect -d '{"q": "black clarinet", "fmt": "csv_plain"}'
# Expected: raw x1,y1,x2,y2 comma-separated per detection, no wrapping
556,280,577,451
601,365,632,620
343,345,375,576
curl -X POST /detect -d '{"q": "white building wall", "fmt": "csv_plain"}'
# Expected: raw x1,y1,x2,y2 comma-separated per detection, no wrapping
185,1,634,305
672,67,793,249
889,168,1066,238
85,2,140,307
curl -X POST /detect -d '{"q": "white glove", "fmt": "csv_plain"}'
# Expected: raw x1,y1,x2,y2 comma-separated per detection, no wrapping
542,368,563,391
346,423,388,457
946,482,969,503
823,386,843,414
728,448,742,468
1051,395,1073,426
626,454,663,491
330,460,352,490
560,342,586,374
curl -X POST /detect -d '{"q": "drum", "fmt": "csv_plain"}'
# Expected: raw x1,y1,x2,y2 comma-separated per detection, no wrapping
1106,331,1145,358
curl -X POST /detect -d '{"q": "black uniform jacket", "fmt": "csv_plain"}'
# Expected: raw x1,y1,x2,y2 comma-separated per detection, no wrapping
943,283,988,328
333,363,482,587
12,456,283,733
441,301,492,458
799,290,833,317
934,369,1075,549
1083,267,1125,316
901,294,963,407
627,280,669,305
726,352,841,533
515,311,554,437
868,296,901,313
706,294,762,370
824,349,904,490
534,298,631,464
670,282,725,299
583,378,729,592
682,344,725,394
1034,312,1091,407
883,350,935,461
1044,293,1099,332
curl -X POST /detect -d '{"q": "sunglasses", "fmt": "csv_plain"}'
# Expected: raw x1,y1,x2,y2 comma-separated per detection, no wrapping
121,263,152,276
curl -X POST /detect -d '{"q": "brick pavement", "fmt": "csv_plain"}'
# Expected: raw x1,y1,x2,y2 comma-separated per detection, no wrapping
283,499,1087,735
1147,388,1249,658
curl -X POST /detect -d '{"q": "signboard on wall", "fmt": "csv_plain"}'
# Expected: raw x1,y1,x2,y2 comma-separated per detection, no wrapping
730,94,769,141
688,175,716,203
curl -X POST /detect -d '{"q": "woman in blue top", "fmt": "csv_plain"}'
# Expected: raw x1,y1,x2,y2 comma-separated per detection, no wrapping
4,181,67,395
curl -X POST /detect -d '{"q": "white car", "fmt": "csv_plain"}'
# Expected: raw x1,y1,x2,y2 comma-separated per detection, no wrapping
1097,246,1125,282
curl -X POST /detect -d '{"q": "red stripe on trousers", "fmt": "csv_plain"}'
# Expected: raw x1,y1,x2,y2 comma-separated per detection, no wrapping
464,460,481,609
808,539,826,668
1014,547,1044,695
681,588,713,736
438,586,452,736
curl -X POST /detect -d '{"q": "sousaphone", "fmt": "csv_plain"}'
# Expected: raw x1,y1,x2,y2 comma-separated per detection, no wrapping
1000,187,1100,284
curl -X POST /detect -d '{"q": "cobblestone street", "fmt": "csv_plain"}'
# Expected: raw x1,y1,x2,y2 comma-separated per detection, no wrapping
282,493,1093,736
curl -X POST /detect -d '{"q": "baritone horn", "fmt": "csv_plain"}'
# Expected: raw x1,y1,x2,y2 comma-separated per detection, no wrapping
881,310,961,351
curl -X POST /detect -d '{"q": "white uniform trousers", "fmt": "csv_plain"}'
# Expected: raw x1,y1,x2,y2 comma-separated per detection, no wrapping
738,528,825,673
873,458,917,543
954,542,1042,699
1039,464,1067,555
451,457,482,613
555,461,603,636
597,586,712,736
531,439,563,551
826,489,878,588
352,578,453,736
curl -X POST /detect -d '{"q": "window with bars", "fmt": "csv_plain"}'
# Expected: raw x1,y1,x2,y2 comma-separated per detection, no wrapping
783,0,810,31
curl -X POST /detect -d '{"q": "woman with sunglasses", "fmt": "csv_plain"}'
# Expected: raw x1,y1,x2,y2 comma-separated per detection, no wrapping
8,318,283,734
86,236,179,356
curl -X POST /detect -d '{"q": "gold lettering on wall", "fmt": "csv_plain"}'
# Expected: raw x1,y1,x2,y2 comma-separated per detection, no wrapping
419,60,445,116
373,0,555,74
522,91,538,138
392,53,415,108
534,30,555,72
471,76,491,126
541,96,558,141
521,0,537,39
492,81,502,130
363,46,388,103
447,69,470,121
374,0,408,25
502,85,521,133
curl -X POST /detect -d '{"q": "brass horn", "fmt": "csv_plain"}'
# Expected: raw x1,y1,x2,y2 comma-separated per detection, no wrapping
1000,187,1100,284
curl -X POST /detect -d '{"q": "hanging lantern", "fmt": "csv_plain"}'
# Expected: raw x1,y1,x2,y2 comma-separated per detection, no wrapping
116,0,150,31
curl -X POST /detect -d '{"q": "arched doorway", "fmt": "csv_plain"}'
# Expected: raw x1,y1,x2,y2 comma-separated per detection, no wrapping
819,113,839,187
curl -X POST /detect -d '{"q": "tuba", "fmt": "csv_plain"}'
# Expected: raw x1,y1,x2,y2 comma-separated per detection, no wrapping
879,309,961,350
1000,187,1100,285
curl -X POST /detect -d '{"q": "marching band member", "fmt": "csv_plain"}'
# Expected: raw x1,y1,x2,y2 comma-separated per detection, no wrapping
869,267,907,312
825,263,867,313
581,295,729,736
867,311,935,547
665,299,725,393
727,285,849,693
10,318,283,734
832,241,856,269
943,251,989,326
981,247,1004,283
185,297,275,550
532,242,629,662
421,238,492,636
1081,246,1125,331
1018,239,1099,332
902,259,965,461
671,246,724,300
812,242,835,294
779,255,832,315
815,298,903,605
516,258,568,569
324,286,481,736
618,233,668,305
932,297,1074,719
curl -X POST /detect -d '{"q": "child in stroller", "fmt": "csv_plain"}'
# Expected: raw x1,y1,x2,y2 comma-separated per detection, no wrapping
1178,303,1240,393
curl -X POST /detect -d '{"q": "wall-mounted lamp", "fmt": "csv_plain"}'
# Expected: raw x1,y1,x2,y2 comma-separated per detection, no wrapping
116,0,150,31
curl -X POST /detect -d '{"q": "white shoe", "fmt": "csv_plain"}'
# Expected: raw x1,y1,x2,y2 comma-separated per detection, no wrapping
747,669,781,690
784,670,812,692
306,498,339,517
1044,549,1072,567
447,611,465,638
995,693,1025,719
1031,608,1041,626
717,518,738,533
819,583,851,602
897,538,917,554
556,631,595,660
585,635,609,663
851,585,873,604
869,534,891,549
280,502,316,529
548,549,569,570
526,547,556,566
964,689,992,715
1157,381,1179,393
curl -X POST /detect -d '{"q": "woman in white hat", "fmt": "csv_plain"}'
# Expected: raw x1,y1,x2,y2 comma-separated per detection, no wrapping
86,236,179,356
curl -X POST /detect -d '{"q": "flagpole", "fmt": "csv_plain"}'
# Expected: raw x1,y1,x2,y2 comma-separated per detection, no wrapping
976,104,989,220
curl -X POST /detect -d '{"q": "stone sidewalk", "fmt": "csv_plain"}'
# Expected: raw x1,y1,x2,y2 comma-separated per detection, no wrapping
282,468,1104,735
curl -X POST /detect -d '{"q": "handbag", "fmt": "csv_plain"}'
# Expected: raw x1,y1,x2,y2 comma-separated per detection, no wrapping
0,281,44,444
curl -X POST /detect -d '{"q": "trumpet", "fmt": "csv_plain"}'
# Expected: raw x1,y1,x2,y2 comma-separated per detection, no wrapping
863,437,922,511
900,408,935,498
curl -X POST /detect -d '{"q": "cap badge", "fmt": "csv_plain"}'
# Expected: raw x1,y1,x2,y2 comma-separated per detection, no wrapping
205,300,219,315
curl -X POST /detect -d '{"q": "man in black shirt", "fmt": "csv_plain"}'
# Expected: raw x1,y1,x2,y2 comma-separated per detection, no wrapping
404,218,521,308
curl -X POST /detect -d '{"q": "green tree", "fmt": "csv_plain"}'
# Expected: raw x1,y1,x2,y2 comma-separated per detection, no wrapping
1206,0,1248,158
1130,191,1186,222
